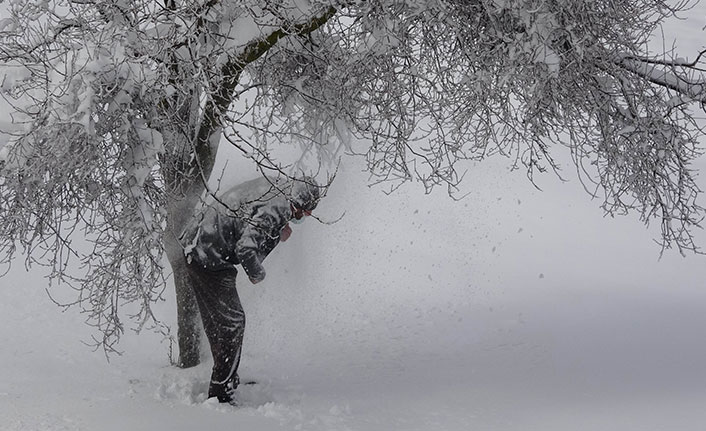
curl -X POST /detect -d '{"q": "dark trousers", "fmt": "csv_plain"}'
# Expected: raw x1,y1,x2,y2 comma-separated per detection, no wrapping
185,263,245,402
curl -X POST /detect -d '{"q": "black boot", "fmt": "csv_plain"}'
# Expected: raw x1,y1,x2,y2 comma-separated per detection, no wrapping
209,374,240,404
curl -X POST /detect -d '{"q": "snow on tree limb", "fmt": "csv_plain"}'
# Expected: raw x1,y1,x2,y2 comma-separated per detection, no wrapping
615,53,706,103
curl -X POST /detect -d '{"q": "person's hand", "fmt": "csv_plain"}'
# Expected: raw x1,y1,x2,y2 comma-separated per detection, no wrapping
240,252,265,284
248,270,265,284
280,223,292,242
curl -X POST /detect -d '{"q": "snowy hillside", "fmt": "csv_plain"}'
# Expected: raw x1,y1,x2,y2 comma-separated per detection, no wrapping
3,5,706,431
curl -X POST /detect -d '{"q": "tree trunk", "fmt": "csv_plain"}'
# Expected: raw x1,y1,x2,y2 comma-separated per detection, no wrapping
165,232,202,368
165,186,208,368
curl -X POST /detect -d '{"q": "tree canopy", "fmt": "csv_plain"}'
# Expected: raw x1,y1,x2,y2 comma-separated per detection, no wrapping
1,0,705,353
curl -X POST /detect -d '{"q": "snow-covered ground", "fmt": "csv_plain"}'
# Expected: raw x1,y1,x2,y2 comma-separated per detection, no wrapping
3,5,706,431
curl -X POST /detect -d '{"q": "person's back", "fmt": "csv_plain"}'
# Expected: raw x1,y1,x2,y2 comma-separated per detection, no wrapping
182,176,291,269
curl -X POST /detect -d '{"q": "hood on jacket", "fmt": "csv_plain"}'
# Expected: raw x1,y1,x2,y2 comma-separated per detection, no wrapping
290,176,320,212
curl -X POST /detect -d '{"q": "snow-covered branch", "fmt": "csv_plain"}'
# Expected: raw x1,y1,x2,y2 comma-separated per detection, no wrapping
614,53,706,103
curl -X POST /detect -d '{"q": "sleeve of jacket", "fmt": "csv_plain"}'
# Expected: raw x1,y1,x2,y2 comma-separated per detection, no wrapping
235,202,290,283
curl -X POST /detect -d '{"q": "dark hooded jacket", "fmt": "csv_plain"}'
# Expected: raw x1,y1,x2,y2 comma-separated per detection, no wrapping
181,176,320,282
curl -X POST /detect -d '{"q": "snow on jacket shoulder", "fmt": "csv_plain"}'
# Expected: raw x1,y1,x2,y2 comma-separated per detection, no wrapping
181,177,294,278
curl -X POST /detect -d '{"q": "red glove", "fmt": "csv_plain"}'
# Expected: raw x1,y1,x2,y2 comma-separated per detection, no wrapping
280,223,292,242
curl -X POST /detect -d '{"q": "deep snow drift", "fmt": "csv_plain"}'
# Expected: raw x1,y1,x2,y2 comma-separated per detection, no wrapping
3,6,706,431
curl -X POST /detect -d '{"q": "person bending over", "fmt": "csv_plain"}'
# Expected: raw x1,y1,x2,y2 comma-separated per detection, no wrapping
180,175,320,403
